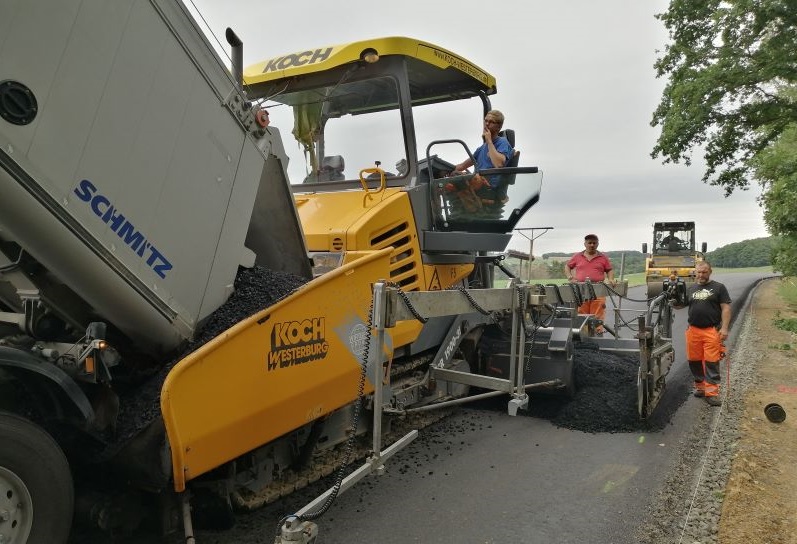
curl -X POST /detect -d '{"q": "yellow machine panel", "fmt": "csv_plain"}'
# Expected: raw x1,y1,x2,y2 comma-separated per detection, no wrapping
161,248,393,491
422,263,475,291
244,36,496,92
646,255,700,282
296,187,474,351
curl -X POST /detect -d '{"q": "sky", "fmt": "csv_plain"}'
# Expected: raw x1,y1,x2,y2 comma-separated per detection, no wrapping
184,0,770,257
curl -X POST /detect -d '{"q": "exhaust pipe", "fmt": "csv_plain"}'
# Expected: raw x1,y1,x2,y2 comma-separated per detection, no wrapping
225,27,243,90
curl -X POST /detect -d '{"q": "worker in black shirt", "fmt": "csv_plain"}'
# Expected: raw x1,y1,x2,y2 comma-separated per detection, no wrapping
676,261,731,406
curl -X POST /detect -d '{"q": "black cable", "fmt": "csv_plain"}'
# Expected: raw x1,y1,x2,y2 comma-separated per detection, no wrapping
604,282,658,304
516,285,539,373
496,260,516,279
546,283,564,306
390,282,429,323
529,285,555,328
275,289,374,536
585,281,597,301
567,282,583,307
449,285,493,317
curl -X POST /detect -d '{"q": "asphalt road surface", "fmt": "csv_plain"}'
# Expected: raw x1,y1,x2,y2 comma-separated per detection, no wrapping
72,271,770,544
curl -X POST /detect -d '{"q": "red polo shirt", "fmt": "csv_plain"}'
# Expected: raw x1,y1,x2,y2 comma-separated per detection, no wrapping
566,252,613,282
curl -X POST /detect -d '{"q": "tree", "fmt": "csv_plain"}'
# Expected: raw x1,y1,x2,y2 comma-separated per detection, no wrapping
706,236,775,267
651,0,797,195
752,124,797,274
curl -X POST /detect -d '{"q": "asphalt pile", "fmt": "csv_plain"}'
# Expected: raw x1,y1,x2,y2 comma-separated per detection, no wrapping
113,266,308,444
524,342,682,433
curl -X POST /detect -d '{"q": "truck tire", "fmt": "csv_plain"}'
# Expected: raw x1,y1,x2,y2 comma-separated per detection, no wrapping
0,412,74,544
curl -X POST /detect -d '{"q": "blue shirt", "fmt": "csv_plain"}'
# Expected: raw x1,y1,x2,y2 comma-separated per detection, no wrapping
474,136,513,188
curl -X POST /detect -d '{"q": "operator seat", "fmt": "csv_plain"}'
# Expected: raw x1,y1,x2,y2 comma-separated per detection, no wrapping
499,128,515,148
497,129,519,172
667,239,683,252
495,129,519,202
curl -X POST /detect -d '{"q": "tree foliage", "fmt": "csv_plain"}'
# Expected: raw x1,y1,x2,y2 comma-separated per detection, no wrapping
753,122,797,274
652,0,797,195
603,251,646,274
705,236,776,267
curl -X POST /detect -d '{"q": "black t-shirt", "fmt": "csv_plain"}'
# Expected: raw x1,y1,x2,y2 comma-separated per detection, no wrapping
687,280,732,328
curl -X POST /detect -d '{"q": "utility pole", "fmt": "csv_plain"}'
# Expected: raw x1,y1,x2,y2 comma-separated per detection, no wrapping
514,227,554,283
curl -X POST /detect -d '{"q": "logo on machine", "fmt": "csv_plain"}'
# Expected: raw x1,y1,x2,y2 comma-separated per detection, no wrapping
268,317,329,370
348,323,369,362
73,179,173,279
437,326,462,366
429,48,489,86
261,48,333,74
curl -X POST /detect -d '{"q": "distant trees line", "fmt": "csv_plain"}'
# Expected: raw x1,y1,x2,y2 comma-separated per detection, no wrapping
501,237,775,280
704,237,775,268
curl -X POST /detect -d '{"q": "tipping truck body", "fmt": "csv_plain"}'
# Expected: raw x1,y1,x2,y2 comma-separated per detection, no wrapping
0,3,680,542
0,0,311,540
0,0,310,356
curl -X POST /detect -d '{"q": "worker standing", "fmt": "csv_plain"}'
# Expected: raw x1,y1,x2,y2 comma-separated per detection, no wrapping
564,234,616,335
675,261,731,406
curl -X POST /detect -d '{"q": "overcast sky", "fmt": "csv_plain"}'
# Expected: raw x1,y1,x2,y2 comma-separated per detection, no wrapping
185,0,770,258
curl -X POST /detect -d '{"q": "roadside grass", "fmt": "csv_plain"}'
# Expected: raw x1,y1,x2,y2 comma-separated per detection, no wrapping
773,277,797,344
777,276,797,309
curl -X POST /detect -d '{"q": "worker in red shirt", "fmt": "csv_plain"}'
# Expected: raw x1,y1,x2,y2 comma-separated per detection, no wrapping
564,233,616,335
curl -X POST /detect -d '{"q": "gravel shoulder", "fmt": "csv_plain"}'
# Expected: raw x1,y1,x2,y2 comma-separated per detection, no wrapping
640,277,797,544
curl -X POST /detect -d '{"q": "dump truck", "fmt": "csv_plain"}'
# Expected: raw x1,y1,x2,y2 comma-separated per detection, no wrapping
0,2,682,542
643,221,708,297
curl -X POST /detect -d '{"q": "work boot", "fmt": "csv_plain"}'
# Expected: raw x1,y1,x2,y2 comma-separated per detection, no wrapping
693,390,705,398
706,396,722,407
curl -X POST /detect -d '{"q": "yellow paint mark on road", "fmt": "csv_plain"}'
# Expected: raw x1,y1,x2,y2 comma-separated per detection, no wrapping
585,464,640,495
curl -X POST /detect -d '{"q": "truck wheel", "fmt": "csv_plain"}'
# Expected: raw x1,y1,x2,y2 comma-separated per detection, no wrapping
0,412,73,544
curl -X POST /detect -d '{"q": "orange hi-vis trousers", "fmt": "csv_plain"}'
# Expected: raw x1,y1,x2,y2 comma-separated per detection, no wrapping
685,325,724,397
578,297,607,333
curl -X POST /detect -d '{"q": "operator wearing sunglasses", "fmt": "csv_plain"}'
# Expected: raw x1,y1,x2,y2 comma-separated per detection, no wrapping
450,109,514,176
